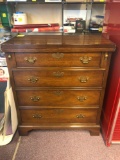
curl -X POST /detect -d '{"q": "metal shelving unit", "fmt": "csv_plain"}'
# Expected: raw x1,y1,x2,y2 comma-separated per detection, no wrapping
0,0,106,35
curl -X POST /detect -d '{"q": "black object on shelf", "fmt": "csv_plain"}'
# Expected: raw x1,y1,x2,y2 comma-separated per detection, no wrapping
75,20,86,33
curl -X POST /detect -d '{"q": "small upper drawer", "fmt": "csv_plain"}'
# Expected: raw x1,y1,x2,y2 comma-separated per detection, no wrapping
15,52,102,67
20,108,98,124
13,69,104,87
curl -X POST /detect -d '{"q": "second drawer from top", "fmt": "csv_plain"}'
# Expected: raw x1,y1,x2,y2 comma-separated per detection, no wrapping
13,69,105,87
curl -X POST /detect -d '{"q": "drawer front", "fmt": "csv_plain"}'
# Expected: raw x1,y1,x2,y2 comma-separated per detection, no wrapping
15,53,102,67
13,69,104,87
17,90,101,106
20,108,98,124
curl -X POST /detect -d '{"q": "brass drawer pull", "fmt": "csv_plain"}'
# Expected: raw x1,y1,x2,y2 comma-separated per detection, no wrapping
76,114,85,118
53,71,64,78
8,54,12,59
105,53,109,59
78,76,89,83
53,90,63,96
80,56,92,64
52,53,64,60
24,57,37,64
77,96,87,102
28,77,38,83
31,96,40,102
33,114,42,119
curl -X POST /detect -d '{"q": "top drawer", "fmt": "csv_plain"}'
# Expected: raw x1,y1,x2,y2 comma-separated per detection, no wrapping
15,52,102,68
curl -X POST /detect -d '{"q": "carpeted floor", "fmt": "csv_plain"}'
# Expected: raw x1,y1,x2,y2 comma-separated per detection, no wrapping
0,130,120,160
0,131,19,160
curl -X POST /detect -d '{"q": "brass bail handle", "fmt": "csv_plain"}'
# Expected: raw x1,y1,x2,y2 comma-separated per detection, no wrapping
52,53,64,60
53,71,64,78
76,114,85,118
33,114,42,119
31,96,40,102
79,76,89,83
28,77,38,83
77,96,87,102
80,56,92,64
24,57,37,64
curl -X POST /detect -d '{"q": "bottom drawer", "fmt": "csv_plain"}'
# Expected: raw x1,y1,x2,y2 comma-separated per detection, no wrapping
20,108,98,124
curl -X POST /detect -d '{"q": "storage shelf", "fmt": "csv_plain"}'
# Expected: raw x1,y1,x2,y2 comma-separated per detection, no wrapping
1,0,105,35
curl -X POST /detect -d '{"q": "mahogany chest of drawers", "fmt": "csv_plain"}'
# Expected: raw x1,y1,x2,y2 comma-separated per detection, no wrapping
1,35,115,136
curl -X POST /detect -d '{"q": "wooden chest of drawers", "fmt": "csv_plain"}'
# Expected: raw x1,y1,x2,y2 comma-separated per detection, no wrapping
1,35,115,136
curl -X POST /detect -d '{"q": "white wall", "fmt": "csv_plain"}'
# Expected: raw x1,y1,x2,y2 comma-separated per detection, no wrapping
16,4,62,25
91,4,105,17
63,4,87,23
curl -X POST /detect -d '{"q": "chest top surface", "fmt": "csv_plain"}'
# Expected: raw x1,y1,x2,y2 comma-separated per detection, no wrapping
1,35,116,53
